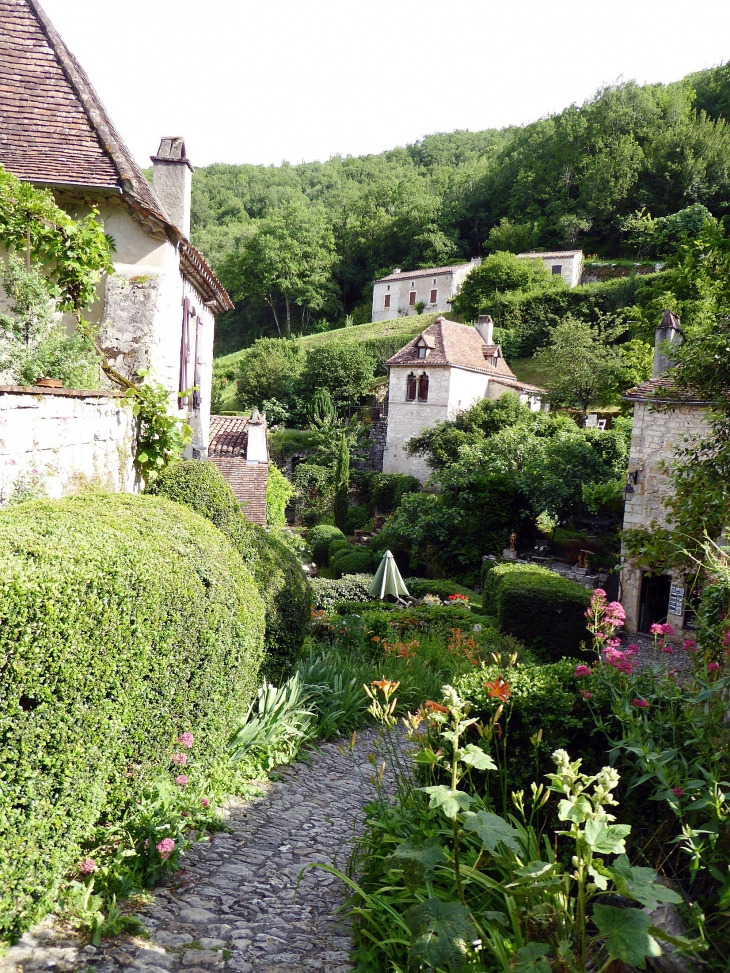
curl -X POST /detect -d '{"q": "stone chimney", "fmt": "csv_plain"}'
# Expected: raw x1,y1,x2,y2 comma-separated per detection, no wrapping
652,309,682,378
475,314,494,345
151,137,194,237
393,267,401,274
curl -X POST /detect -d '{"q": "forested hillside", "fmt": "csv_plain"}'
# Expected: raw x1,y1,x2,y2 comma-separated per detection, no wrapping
190,63,730,353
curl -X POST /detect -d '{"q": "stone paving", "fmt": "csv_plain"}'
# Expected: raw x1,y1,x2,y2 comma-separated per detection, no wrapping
0,728,393,973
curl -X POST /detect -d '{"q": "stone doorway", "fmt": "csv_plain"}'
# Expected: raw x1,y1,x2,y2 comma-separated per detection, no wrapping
638,572,672,633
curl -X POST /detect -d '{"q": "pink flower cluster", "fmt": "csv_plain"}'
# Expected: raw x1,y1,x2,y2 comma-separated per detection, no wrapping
78,858,97,875
632,698,650,708
177,733,194,749
682,639,697,652
603,643,639,675
650,622,675,636
201,798,210,809
573,665,592,678
672,786,684,797
175,775,188,788
171,753,187,766
156,838,175,860
708,662,721,675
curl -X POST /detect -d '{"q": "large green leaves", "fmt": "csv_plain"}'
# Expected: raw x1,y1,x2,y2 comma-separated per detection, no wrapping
390,841,446,891
459,744,497,771
462,810,521,853
512,943,551,973
404,898,477,973
583,817,631,855
421,786,474,820
608,855,682,910
593,905,663,968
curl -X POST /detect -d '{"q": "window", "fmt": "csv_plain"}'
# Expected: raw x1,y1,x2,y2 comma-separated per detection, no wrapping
406,372,417,401
418,373,429,402
409,291,417,306
418,346,426,359
433,278,437,284
429,288,437,304
384,294,391,309
552,265,562,275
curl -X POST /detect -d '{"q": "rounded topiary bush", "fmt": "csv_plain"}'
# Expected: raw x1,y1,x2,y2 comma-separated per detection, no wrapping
0,494,265,942
328,538,352,562
307,524,346,566
333,549,373,578
151,461,311,681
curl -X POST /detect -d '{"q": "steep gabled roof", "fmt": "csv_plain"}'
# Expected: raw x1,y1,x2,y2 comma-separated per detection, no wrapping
623,375,705,405
208,415,250,457
387,316,524,381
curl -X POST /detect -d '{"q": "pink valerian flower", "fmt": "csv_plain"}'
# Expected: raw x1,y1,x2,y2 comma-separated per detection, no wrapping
181,811,188,818
668,670,677,680
78,858,97,875
171,753,187,766
156,838,175,860
707,662,721,674
625,644,640,657
650,623,664,636
177,733,194,749
201,798,210,809
682,639,697,652
592,588,607,599
579,690,593,699
660,644,674,654
175,775,188,787
722,631,730,647
661,623,675,635
632,698,650,708
606,638,622,650
574,665,592,678
604,602,626,625
618,660,635,675
672,787,684,797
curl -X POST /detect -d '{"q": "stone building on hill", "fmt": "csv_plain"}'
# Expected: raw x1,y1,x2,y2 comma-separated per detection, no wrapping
0,0,232,500
382,315,546,482
371,260,481,322
620,311,709,635
517,250,583,287
208,412,269,525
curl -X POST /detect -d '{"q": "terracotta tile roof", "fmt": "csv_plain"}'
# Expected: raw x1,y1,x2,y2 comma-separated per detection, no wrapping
208,457,268,526
517,250,582,259
375,262,474,283
489,377,546,394
387,316,522,380
623,375,705,404
208,415,250,457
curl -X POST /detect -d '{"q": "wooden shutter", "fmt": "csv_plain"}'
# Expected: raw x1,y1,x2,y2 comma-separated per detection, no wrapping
384,294,391,309
178,297,191,408
409,291,416,306
418,373,429,401
430,288,437,304
406,373,417,400
192,315,203,410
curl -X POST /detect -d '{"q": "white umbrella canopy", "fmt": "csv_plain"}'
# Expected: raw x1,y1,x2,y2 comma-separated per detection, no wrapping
368,550,410,601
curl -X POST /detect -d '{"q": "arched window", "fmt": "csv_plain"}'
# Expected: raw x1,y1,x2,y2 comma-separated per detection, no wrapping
418,372,429,402
406,372,417,401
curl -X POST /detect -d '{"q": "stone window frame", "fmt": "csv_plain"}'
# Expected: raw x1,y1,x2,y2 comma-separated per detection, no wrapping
406,372,417,401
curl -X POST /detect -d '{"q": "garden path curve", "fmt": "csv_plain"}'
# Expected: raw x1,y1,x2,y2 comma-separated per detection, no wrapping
1,728,391,973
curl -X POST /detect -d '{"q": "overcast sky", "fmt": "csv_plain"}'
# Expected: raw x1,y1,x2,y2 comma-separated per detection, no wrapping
40,0,730,171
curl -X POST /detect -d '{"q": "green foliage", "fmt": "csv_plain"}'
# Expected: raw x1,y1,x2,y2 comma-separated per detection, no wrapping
621,202,715,259
333,549,373,578
405,578,481,606
0,494,265,941
333,432,350,532
451,251,555,319
482,562,591,659
124,373,193,483
149,460,310,682
310,572,373,609
0,165,114,312
307,524,346,566
234,337,304,411
266,462,294,526
345,504,371,532
328,538,351,562
368,472,421,513
296,344,375,417
229,674,315,771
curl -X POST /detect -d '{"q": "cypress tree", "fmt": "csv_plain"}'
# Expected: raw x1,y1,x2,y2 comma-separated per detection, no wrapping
333,432,350,533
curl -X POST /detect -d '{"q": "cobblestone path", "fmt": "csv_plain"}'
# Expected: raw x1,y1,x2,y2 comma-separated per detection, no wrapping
1,729,391,973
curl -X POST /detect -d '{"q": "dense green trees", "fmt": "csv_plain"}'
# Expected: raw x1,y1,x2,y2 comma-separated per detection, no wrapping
191,65,730,351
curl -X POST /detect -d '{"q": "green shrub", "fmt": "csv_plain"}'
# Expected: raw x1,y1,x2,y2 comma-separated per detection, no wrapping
369,472,420,514
456,659,611,795
266,462,294,527
483,562,591,659
345,504,371,532
307,524,346,566
0,494,265,942
150,461,310,681
328,538,352,563
310,573,373,610
405,577,482,606
333,549,373,578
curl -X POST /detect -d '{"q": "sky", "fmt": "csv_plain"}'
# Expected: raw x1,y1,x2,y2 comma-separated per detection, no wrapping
40,0,730,171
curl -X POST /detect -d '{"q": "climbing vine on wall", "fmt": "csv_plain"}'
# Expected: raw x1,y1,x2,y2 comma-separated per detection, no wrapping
123,373,193,484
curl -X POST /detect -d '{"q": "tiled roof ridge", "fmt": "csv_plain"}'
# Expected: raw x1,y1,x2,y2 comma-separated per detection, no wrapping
517,250,582,258
623,374,705,403
25,0,170,228
375,262,473,282
386,316,522,380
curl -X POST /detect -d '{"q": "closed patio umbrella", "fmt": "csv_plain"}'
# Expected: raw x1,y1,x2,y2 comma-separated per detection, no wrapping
368,550,410,601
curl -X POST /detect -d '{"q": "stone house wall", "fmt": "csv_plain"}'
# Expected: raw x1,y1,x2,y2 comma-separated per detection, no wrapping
0,387,136,504
621,400,709,633
383,365,452,482
371,262,479,322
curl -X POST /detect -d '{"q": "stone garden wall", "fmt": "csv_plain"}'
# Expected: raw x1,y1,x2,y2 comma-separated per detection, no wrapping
0,387,137,503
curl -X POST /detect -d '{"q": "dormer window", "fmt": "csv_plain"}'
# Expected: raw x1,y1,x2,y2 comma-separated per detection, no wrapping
416,336,430,359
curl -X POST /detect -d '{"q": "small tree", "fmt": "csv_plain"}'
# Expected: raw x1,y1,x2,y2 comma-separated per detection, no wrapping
333,432,350,533
452,251,555,320
532,315,627,421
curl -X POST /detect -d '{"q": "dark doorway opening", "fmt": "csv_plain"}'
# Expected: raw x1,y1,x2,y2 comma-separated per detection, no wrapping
638,573,671,633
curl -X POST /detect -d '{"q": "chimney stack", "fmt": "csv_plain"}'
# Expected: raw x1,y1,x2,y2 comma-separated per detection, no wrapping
652,309,682,378
151,137,193,237
475,314,494,345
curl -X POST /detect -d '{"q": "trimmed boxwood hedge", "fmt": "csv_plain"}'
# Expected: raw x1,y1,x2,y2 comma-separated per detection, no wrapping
0,495,265,942
483,562,591,659
328,538,352,562
333,549,373,578
307,524,346,566
150,461,311,682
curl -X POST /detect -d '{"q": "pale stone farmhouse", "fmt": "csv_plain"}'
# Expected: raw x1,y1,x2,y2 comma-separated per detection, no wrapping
383,315,546,482
0,0,233,500
620,312,709,635
517,250,583,287
208,412,269,526
371,259,481,322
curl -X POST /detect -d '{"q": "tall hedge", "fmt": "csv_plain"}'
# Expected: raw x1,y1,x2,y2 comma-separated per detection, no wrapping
483,562,591,659
150,461,311,681
0,495,265,941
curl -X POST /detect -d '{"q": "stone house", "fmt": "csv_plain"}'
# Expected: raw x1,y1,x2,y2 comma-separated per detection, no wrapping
517,250,583,287
208,412,270,526
620,312,709,635
382,315,546,482
0,0,232,499
371,259,481,322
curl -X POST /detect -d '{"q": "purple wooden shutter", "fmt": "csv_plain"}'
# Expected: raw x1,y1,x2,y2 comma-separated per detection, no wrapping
192,315,203,410
179,297,190,408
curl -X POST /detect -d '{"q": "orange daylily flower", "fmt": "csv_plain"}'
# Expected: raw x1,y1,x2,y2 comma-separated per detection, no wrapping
372,679,399,693
484,677,511,701
424,700,449,714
